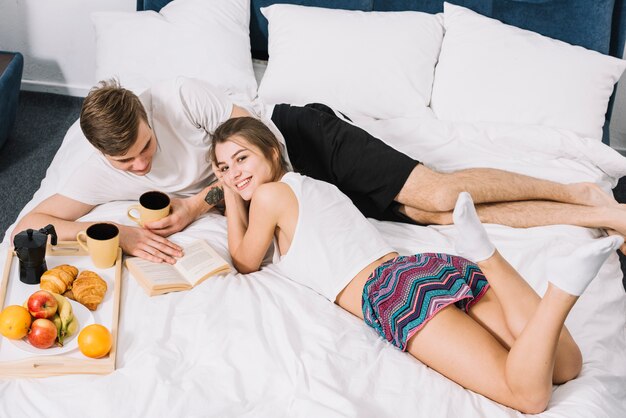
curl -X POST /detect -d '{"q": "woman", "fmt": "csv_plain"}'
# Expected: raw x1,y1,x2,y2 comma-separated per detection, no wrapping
210,117,622,413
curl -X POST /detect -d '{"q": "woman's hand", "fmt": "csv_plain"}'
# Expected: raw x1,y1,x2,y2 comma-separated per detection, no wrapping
220,177,249,220
116,223,183,264
213,163,246,210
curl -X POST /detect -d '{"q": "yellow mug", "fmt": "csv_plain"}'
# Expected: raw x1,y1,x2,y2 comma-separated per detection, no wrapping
76,223,119,269
127,191,171,226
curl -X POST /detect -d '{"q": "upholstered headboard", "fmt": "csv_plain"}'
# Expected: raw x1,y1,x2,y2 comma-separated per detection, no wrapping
136,0,626,61
135,0,626,142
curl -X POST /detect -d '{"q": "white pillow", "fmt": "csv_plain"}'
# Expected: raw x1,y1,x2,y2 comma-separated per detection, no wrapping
431,2,626,140
92,0,257,100
258,4,444,120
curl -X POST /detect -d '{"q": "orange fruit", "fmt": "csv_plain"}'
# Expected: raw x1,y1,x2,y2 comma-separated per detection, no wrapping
78,324,112,359
0,305,32,340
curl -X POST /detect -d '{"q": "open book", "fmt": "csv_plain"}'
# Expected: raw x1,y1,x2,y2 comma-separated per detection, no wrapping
126,239,231,296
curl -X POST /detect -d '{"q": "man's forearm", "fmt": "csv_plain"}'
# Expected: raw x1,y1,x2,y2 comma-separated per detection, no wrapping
191,182,224,217
11,212,97,243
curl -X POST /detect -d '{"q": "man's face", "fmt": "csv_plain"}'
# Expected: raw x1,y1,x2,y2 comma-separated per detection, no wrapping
104,120,157,176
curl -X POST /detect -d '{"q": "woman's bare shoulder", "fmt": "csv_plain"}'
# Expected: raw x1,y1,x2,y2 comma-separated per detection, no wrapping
251,182,296,211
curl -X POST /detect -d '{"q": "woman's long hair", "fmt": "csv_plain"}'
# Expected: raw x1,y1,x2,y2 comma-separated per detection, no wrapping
210,117,289,180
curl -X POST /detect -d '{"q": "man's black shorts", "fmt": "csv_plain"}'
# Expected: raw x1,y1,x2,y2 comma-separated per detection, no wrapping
271,103,419,223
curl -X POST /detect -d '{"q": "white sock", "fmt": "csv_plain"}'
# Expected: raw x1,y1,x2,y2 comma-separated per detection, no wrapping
452,192,496,263
547,235,623,296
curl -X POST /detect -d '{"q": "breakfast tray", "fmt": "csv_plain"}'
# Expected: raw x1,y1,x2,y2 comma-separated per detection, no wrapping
0,241,122,377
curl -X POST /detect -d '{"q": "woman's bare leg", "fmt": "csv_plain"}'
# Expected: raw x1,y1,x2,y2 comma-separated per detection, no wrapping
448,192,581,382
405,236,620,412
405,289,575,414
450,193,623,381
470,259,582,383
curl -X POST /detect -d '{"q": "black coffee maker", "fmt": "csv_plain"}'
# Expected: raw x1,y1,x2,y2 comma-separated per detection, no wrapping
13,224,58,285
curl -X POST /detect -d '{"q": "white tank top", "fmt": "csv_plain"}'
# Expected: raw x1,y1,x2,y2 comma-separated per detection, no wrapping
273,172,394,301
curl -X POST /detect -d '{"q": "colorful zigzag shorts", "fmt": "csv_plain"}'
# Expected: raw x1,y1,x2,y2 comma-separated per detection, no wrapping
362,253,490,351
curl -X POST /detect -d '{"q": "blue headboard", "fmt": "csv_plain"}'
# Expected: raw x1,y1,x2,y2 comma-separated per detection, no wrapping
136,0,626,142
136,0,626,61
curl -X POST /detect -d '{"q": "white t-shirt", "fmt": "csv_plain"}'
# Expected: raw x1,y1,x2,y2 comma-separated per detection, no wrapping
61,77,286,205
273,172,394,301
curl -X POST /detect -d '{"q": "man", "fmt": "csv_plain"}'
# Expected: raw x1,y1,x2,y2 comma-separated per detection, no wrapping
14,77,244,264
13,78,626,262
269,103,626,241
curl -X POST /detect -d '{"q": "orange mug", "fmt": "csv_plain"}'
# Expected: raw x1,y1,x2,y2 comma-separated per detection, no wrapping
127,191,171,226
76,223,119,268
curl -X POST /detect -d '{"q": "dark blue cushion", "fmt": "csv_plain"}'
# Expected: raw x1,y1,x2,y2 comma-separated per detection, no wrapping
140,1,624,57
374,1,614,54
0,52,23,150
137,0,624,143
251,1,370,58
611,0,626,58
491,0,614,55
138,0,171,12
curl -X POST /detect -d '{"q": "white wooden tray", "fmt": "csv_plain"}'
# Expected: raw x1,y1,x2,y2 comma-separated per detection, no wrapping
0,241,122,377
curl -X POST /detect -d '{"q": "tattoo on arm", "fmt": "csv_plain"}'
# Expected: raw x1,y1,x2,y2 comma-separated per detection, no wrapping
204,183,224,206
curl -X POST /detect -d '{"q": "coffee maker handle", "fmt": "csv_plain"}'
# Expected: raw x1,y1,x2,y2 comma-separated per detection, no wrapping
39,224,58,245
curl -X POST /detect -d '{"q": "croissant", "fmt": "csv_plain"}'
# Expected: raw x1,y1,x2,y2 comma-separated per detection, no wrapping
55,264,78,279
40,264,78,294
72,270,107,311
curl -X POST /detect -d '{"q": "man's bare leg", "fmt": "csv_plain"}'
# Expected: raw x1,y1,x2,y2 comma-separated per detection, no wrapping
402,200,623,230
400,201,626,254
396,165,617,213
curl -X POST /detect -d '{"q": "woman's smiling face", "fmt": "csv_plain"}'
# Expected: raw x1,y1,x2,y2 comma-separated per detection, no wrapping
215,135,277,200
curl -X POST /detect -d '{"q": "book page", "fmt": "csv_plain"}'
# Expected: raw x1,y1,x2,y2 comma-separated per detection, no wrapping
128,257,188,286
175,240,230,284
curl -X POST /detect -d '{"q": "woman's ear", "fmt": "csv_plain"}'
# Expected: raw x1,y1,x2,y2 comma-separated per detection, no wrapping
271,148,282,178
272,148,281,167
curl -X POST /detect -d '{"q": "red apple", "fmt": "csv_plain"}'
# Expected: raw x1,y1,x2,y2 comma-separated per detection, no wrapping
27,290,58,319
27,318,58,349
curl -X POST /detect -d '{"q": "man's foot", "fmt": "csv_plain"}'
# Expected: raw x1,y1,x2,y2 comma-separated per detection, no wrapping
452,192,496,263
546,235,623,296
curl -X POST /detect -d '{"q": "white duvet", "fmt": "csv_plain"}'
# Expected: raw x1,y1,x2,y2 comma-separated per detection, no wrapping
1,115,625,418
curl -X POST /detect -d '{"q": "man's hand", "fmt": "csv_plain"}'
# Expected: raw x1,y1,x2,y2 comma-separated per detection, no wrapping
117,223,183,264
143,196,200,237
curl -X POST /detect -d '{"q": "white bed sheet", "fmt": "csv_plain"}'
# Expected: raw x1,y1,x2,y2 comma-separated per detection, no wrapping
1,115,625,418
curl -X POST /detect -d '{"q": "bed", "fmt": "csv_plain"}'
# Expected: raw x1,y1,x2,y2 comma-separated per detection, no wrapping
1,0,626,416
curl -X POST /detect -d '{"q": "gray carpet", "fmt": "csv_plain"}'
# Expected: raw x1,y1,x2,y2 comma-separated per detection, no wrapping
0,91,82,242
1,90,625,290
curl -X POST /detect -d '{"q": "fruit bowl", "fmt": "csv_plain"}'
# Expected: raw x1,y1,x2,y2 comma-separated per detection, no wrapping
9,300,94,356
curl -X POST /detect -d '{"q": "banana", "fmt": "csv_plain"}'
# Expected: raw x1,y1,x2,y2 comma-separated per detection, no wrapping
52,313,63,346
51,293,74,340
65,317,79,337
52,313,62,331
